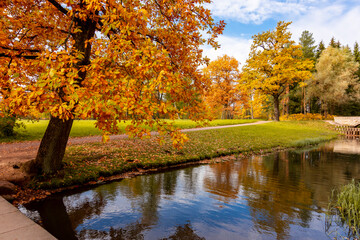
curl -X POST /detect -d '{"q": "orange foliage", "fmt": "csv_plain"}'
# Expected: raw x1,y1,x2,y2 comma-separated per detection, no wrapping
0,0,225,146
203,55,246,119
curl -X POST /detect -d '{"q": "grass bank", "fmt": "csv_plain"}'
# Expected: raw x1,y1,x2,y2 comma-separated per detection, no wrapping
30,121,338,189
2,119,259,142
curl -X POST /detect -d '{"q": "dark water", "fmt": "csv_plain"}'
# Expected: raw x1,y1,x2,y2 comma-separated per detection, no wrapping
20,140,360,240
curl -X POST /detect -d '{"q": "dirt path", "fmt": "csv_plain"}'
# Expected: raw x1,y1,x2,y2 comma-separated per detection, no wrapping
0,121,270,182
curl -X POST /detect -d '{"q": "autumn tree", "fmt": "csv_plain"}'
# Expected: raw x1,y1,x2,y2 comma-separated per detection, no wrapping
203,55,244,119
308,47,359,117
0,0,224,174
241,21,313,121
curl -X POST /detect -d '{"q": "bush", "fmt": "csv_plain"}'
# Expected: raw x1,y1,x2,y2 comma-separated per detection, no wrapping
280,113,334,121
0,116,16,137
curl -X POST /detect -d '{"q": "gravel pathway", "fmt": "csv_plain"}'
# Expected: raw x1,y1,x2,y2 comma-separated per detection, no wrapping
0,121,270,182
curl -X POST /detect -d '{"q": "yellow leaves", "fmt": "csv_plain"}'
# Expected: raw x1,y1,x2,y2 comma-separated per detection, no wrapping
242,21,313,96
49,68,56,78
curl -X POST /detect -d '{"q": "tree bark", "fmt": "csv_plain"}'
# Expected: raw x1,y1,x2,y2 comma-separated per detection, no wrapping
31,9,97,174
33,117,74,174
273,95,280,121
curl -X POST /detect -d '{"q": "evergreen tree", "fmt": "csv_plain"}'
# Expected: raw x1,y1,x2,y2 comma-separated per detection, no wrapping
299,30,316,60
336,41,341,48
316,41,325,59
353,42,360,80
354,42,360,62
329,37,337,48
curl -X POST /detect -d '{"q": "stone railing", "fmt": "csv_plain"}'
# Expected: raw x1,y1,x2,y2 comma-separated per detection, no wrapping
334,117,360,127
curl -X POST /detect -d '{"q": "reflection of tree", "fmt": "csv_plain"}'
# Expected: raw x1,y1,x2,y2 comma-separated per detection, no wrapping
161,222,205,240
182,166,201,195
65,188,109,229
118,170,179,225
27,197,77,240
203,161,241,203
203,152,315,240
75,221,204,240
240,153,314,240
77,221,146,240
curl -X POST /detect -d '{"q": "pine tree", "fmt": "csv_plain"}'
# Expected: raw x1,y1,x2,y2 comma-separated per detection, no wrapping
298,31,316,114
353,42,360,79
329,37,337,48
316,41,325,59
299,30,316,60
354,42,360,62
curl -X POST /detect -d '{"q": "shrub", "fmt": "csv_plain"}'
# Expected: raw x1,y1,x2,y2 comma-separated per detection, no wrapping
280,113,334,121
0,116,16,137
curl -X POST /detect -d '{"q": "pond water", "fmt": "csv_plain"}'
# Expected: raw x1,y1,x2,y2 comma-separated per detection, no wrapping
20,139,360,240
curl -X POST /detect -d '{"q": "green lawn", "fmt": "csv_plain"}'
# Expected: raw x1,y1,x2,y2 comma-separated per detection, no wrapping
2,119,259,143
31,121,338,189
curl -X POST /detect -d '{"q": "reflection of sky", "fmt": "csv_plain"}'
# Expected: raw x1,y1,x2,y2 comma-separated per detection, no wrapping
71,192,141,232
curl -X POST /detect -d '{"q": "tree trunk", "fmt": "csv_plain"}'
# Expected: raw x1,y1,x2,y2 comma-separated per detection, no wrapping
250,103,254,119
273,95,280,121
30,10,97,174
33,116,74,174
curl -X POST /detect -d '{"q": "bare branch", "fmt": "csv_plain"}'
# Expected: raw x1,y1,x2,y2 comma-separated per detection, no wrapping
46,0,69,15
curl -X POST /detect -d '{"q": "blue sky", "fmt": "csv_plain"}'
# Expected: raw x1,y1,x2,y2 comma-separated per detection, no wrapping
202,0,360,65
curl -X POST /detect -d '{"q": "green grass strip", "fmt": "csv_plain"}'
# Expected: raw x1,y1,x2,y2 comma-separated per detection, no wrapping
1,119,259,142
30,121,338,189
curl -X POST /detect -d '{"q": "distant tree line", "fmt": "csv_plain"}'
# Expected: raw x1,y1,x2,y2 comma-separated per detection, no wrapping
203,22,360,120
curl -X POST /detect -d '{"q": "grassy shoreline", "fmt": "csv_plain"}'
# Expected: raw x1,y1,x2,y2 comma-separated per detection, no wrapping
2,119,259,143
29,121,338,190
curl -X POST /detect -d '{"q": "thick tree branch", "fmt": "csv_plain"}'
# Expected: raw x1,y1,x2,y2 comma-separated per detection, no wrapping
0,46,40,53
46,0,69,15
0,53,38,59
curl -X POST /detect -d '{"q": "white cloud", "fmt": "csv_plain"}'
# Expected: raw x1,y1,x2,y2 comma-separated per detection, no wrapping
202,35,252,66
290,4,360,47
208,0,315,24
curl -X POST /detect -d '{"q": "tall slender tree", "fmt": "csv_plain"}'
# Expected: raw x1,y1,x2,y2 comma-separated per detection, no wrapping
299,30,316,60
353,42,360,79
298,30,316,114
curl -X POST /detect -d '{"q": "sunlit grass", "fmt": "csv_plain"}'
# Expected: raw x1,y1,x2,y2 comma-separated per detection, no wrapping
30,121,338,189
1,119,259,143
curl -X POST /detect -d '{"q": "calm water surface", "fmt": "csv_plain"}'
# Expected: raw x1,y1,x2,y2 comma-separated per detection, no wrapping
20,140,360,240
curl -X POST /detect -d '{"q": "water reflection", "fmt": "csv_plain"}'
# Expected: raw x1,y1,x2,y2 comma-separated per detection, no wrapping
22,140,360,240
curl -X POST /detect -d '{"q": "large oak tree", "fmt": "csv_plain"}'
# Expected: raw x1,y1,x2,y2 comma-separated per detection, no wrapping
0,0,224,174
241,21,313,121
